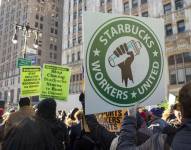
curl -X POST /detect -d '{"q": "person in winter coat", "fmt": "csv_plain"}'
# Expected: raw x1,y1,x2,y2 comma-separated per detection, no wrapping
36,98,69,150
2,117,57,150
148,107,168,133
117,82,191,150
4,97,35,135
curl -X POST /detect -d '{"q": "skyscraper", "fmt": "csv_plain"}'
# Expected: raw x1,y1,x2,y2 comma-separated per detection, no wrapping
0,0,63,104
62,0,191,96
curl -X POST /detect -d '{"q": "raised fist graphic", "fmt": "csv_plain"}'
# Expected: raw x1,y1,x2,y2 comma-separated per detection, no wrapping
108,40,142,87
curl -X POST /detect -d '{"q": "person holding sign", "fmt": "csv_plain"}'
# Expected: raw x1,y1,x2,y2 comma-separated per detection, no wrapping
117,83,191,150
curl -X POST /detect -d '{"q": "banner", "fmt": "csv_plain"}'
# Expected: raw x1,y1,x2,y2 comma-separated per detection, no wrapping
84,12,166,114
96,109,127,132
21,66,41,97
41,64,71,100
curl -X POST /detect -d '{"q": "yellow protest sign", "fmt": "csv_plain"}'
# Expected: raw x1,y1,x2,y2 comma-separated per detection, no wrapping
41,64,71,100
96,109,127,132
21,66,41,97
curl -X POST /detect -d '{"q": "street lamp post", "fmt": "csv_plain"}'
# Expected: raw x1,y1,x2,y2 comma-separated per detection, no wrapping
12,23,39,58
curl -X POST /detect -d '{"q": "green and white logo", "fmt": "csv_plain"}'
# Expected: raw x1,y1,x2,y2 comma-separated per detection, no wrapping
86,17,164,107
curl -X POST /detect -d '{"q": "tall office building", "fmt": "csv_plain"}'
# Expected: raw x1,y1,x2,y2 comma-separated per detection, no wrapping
62,0,191,96
0,0,63,104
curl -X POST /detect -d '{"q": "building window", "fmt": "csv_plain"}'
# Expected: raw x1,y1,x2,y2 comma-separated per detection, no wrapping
51,28,54,33
35,22,38,28
142,11,148,17
177,20,185,33
50,44,53,49
72,53,75,62
132,0,138,8
175,0,183,10
186,68,191,82
40,24,43,29
55,21,58,27
77,51,80,60
36,14,39,20
164,3,171,14
17,88,20,101
73,38,76,46
72,75,76,82
176,54,183,64
78,36,82,43
177,69,185,84
50,52,52,58
4,91,8,102
38,50,41,56
79,9,82,17
100,0,104,6
141,0,147,4
124,2,129,13
165,24,173,36
54,53,57,59
67,55,70,63
107,0,112,3
54,45,57,51
78,23,82,31
73,12,77,19
170,70,176,85
183,52,191,63
10,89,14,103
74,0,77,6
40,16,43,21
55,29,57,34
73,25,77,33
168,55,175,65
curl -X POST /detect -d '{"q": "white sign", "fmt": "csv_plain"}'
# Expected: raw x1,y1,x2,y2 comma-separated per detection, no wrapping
27,47,37,54
84,12,166,114
169,93,176,106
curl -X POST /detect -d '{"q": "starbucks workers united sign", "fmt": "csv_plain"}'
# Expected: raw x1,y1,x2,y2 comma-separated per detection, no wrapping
84,12,165,114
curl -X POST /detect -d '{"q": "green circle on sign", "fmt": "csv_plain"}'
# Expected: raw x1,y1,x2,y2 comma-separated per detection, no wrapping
86,17,163,107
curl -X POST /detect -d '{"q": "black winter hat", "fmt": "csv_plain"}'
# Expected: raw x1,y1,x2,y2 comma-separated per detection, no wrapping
37,98,56,120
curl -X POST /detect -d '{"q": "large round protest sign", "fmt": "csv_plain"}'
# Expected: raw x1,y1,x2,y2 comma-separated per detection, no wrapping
86,17,163,107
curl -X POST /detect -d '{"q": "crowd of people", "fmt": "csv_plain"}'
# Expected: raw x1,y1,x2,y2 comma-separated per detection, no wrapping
0,82,190,150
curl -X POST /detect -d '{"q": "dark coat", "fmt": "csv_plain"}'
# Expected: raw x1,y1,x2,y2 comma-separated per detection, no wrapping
116,115,191,150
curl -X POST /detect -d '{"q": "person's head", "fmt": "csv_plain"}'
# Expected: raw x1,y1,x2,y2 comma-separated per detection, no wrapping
70,108,79,120
162,110,170,121
36,98,56,120
2,117,56,150
19,97,31,108
150,108,163,120
178,83,191,118
58,110,62,115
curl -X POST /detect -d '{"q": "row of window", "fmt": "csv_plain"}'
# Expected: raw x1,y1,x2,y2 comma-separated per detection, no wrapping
170,67,191,85
165,20,185,36
73,23,82,33
74,0,82,6
71,73,83,82
34,22,43,30
0,88,20,103
67,51,81,63
73,9,82,20
50,44,58,51
168,52,191,66
50,53,57,59
0,76,19,88
101,0,147,7
69,82,82,94
164,0,184,14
